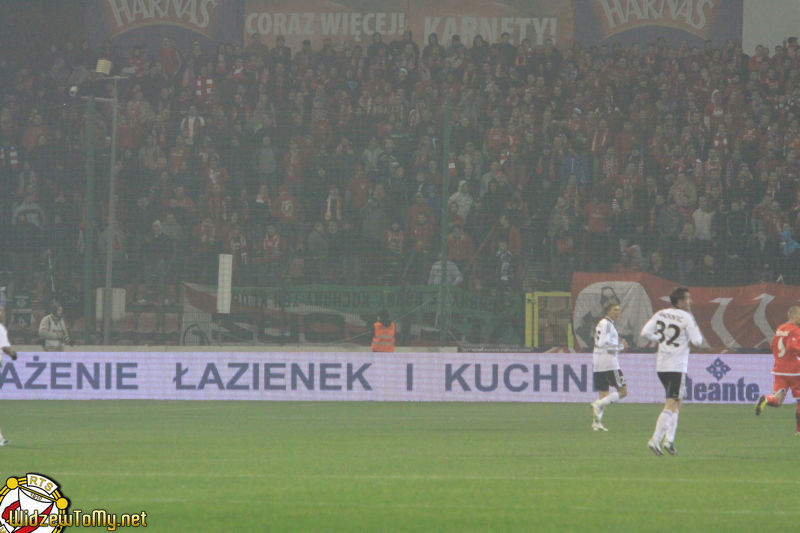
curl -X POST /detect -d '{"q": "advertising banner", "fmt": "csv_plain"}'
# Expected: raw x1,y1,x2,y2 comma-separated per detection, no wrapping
0,352,771,403
243,0,572,51
244,0,406,51
572,272,792,352
573,0,743,46
406,0,572,48
86,0,244,52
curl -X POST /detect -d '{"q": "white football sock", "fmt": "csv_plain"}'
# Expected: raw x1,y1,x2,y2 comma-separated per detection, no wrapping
597,392,620,408
651,409,672,443
665,411,679,443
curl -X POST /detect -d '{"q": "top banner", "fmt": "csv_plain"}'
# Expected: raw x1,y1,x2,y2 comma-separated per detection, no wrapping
243,0,572,51
572,272,791,353
573,0,743,46
86,0,244,52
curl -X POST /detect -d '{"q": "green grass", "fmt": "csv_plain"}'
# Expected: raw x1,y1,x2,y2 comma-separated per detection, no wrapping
0,401,798,532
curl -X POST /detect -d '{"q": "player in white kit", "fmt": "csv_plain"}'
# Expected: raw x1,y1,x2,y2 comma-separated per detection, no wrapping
590,300,628,431
0,307,19,447
640,287,703,456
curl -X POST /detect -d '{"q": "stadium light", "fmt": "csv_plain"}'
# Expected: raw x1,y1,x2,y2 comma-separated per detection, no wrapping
90,60,127,345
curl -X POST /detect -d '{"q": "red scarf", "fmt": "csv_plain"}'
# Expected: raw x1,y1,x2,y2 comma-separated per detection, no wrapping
195,76,214,103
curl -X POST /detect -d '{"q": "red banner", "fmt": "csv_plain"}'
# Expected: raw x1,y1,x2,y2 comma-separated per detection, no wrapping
571,272,793,353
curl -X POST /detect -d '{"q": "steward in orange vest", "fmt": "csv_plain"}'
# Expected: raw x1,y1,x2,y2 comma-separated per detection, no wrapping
371,310,396,352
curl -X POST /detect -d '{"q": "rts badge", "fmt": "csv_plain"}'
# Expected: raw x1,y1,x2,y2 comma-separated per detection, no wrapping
0,474,69,533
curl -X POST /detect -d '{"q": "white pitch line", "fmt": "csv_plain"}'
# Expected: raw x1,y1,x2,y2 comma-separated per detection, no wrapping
47,472,800,485
13,406,221,417
197,500,800,516
100,498,188,503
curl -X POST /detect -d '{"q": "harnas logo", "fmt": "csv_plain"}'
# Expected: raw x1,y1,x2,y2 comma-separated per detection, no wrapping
0,474,69,533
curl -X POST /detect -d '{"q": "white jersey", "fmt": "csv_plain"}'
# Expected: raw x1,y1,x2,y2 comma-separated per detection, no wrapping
0,323,9,365
593,317,624,372
640,308,703,372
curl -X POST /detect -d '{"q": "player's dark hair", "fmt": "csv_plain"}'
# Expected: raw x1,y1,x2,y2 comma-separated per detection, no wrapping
603,299,619,316
670,287,689,307
378,310,391,327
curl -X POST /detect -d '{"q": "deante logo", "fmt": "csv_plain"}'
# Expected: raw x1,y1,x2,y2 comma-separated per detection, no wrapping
686,355,758,402
705,357,731,381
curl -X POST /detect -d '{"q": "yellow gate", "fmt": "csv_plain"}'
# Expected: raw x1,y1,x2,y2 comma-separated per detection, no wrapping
525,292,573,350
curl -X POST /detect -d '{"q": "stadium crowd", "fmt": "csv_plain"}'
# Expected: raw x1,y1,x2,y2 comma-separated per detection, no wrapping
2,32,800,307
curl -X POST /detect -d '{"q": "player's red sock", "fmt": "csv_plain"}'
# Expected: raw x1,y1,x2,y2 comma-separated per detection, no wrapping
767,395,780,406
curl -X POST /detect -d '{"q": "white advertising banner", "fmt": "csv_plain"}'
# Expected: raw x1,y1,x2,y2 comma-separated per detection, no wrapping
0,352,773,403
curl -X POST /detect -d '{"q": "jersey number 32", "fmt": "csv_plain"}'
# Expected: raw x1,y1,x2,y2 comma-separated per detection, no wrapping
655,320,680,347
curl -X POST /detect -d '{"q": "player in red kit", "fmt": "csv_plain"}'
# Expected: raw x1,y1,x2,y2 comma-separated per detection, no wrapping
755,306,800,435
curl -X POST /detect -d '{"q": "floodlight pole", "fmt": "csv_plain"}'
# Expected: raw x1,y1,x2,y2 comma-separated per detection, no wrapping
83,97,96,344
438,97,452,346
102,77,122,345
89,76,126,344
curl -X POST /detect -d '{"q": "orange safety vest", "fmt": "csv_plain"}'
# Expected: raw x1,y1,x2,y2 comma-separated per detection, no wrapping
371,322,396,352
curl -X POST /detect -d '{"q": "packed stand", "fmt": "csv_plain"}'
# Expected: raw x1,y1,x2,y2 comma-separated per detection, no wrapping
1,33,799,311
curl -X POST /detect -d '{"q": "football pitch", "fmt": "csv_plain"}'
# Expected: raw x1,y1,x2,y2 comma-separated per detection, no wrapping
1,400,798,532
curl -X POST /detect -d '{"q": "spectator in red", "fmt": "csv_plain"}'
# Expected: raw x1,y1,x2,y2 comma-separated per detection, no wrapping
273,185,302,245
156,37,182,79
409,211,434,254
447,223,474,270
21,110,48,153
614,121,637,167
406,192,435,232
168,135,188,175
257,223,287,285
194,64,215,107
346,165,370,214
446,202,464,228
484,116,508,159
